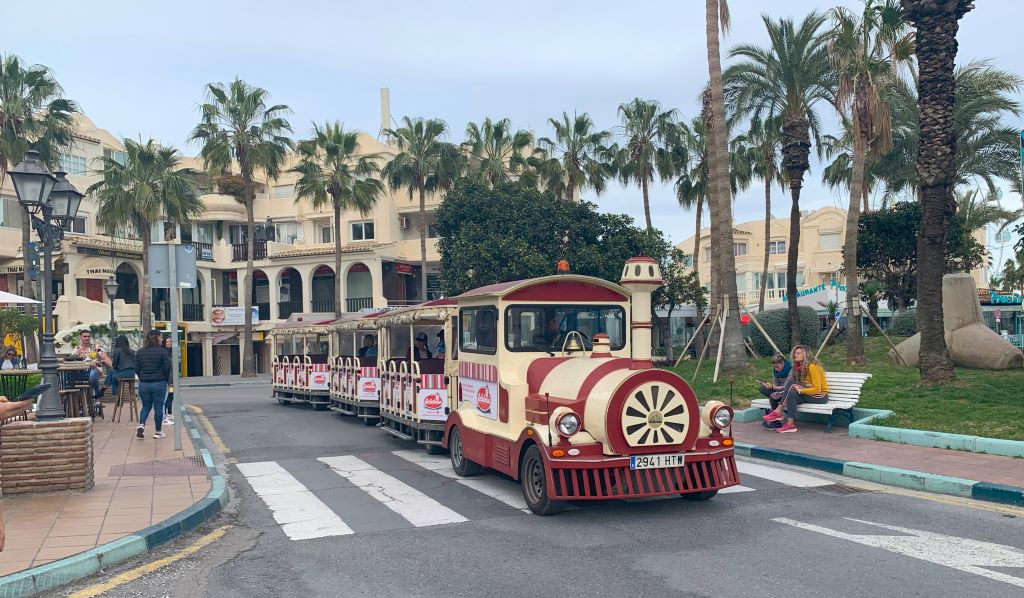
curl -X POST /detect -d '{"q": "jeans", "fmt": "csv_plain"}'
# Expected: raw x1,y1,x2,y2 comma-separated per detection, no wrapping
138,381,167,432
758,384,781,410
165,389,174,415
89,368,101,398
779,379,828,420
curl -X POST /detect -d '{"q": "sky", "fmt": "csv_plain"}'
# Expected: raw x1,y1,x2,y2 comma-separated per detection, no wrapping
5,0,1024,247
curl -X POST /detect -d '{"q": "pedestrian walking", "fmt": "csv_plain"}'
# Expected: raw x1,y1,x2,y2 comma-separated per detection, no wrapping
762,345,829,433
135,330,171,439
163,336,175,426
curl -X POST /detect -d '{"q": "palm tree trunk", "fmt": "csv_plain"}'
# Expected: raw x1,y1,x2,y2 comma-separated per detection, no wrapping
334,199,343,317
140,223,152,332
418,184,428,302
241,173,256,378
782,117,811,350
759,177,771,313
641,176,652,230
692,195,703,283
844,124,867,365
862,185,869,214
566,174,576,202
705,0,745,372
904,0,972,383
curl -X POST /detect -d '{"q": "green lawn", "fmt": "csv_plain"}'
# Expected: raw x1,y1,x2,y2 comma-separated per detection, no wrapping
670,336,1024,441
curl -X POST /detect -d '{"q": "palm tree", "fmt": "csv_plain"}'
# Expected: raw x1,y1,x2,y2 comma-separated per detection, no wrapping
463,117,531,187
190,79,293,377
827,0,912,365
0,54,77,363
726,11,834,348
902,0,975,384
292,122,385,317
382,117,463,301
88,139,204,332
611,98,678,230
956,189,1017,235
532,112,612,201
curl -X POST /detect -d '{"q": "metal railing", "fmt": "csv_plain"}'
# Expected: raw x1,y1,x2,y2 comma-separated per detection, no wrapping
346,297,374,312
192,242,214,262
231,241,267,262
278,301,303,319
182,303,204,322
311,299,335,313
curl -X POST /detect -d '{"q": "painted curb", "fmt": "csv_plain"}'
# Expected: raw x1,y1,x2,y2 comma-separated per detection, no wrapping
735,442,846,475
0,412,229,598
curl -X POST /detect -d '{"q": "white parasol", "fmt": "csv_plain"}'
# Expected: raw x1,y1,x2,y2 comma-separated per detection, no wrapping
0,290,42,304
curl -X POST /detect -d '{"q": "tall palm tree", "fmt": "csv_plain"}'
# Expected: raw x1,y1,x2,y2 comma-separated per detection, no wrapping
382,117,463,301
827,0,912,365
0,54,77,363
88,139,204,332
611,98,678,230
726,11,834,348
901,0,975,384
463,117,531,187
292,122,385,317
532,112,612,201
955,189,1017,235
190,79,293,377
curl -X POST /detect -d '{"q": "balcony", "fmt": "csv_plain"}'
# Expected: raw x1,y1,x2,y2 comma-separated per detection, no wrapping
311,298,335,313
232,241,267,262
278,301,303,319
346,297,374,312
182,303,204,322
191,242,214,262
255,302,270,321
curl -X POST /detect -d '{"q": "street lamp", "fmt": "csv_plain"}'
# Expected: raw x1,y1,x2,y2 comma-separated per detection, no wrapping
104,276,119,331
8,152,83,420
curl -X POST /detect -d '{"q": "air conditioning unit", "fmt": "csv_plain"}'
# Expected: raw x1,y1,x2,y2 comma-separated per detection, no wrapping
399,216,410,230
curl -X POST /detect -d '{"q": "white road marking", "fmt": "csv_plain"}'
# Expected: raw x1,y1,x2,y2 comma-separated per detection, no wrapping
392,450,530,512
737,461,834,488
319,455,469,527
775,517,1024,589
236,461,354,540
719,485,755,494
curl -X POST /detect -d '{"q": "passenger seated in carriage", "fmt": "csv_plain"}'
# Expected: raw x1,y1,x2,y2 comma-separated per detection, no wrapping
410,332,433,360
357,335,377,358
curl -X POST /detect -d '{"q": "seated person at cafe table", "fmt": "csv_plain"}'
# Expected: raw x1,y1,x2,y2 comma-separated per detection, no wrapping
68,330,109,399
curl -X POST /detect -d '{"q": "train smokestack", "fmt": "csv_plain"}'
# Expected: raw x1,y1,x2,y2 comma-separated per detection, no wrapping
619,257,663,369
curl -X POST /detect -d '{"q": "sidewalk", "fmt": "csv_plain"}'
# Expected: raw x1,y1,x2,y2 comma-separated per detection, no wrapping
733,421,1024,493
179,374,271,388
0,417,210,577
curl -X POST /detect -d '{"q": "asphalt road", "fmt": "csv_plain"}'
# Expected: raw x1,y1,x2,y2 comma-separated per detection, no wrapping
54,384,1024,598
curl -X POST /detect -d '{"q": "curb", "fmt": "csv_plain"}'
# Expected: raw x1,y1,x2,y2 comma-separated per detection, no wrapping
0,411,229,598
736,441,1024,507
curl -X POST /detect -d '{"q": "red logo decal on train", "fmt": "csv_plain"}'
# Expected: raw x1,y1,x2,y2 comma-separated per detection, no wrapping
423,393,444,410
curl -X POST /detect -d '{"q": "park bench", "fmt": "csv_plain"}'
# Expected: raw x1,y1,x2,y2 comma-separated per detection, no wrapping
751,372,872,433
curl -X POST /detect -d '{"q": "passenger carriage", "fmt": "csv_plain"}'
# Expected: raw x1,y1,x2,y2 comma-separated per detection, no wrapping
327,310,385,424
270,319,336,410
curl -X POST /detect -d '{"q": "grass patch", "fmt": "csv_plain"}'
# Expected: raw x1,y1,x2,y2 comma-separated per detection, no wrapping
670,336,1024,441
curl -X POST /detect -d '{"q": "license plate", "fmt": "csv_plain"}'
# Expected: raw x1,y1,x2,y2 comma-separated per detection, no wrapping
629,453,685,470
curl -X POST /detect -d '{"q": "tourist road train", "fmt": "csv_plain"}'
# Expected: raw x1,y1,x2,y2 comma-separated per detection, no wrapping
270,257,740,514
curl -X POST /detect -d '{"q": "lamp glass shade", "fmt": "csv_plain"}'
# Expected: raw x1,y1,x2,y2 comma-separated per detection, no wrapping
104,277,119,299
49,172,85,221
9,151,57,209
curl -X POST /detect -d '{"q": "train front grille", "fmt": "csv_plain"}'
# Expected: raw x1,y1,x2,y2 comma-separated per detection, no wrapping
548,455,738,499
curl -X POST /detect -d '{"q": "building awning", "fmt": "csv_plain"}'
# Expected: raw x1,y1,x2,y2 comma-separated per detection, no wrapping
212,333,238,345
0,260,24,275
75,257,117,280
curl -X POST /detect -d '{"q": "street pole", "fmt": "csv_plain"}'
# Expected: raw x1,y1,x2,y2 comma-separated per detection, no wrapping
169,242,182,451
33,207,62,419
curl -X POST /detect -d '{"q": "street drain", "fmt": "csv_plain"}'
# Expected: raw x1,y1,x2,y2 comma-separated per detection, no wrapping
110,456,207,477
811,483,878,496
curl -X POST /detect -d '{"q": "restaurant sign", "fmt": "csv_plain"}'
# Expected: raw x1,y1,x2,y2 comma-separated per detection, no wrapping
980,291,1022,306
77,246,141,259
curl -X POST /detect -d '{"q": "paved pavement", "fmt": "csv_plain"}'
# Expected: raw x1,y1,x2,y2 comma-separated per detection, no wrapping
52,384,1024,598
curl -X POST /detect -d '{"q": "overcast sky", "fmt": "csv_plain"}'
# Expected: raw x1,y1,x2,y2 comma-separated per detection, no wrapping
5,0,1023,246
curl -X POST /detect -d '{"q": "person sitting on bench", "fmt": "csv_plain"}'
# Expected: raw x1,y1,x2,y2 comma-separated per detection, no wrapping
757,353,792,411
762,345,829,434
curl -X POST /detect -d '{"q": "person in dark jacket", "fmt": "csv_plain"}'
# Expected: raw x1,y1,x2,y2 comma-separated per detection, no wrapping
163,336,175,426
135,330,171,439
110,335,137,385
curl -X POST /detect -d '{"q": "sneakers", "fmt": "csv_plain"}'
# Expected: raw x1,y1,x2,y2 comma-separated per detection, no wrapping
163,416,174,426
153,431,166,439
762,410,782,422
136,425,144,439
776,422,798,433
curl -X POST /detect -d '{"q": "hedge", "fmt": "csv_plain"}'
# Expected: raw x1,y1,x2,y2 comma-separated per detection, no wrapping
748,306,822,356
890,310,917,336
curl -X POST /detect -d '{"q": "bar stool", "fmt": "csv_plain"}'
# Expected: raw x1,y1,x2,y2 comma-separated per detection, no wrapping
112,379,139,423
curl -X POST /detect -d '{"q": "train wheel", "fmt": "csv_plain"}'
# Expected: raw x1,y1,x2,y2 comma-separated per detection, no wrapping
424,443,446,455
681,490,718,501
449,427,482,477
520,445,564,515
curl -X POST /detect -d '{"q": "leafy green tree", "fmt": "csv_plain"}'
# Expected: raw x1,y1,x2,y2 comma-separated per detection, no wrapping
610,98,678,230
382,117,464,300
530,112,612,201
190,79,292,376
88,139,205,332
292,122,384,316
463,117,531,187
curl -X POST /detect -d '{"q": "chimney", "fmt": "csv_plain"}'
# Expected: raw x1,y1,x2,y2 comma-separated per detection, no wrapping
380,87,391,139
619,257,663,369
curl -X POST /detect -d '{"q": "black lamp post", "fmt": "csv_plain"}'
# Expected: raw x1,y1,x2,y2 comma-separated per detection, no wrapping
104,276,119,331
8,151,83,420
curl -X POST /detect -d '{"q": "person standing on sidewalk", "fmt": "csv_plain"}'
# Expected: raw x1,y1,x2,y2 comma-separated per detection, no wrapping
163,336,175,426
135,330,171,439
762,345,829,433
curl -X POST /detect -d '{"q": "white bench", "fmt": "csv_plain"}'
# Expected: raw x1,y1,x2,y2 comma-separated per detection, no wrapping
751,372,872,433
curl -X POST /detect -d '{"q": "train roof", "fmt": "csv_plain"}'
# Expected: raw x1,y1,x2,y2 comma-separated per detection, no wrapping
457,274,631,302
375,299,457,327
269,317,338,335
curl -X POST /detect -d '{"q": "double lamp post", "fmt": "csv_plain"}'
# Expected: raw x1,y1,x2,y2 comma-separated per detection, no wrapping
7,150,84,421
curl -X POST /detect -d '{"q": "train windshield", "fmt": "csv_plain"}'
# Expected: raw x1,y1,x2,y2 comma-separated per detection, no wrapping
504,305,626,352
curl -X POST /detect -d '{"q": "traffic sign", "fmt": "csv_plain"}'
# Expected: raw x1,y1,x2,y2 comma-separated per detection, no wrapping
149,243,197,289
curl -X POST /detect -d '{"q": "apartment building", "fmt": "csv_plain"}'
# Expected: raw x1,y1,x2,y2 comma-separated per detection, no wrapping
0,113,445,376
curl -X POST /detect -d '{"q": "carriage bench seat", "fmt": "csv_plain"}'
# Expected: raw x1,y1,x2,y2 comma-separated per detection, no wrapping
750,372,872,433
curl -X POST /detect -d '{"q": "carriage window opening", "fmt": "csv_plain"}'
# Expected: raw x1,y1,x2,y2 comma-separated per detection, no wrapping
504,305,626,352
460,306,498,355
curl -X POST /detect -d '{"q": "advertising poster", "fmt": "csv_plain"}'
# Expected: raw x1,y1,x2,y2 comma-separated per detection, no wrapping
309,366,329,391
211,306,260,326
358,376,380,402
460,378,498,420
417,388,448,422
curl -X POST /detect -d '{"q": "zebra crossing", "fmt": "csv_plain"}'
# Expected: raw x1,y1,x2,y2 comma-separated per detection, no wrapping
237,452,840,541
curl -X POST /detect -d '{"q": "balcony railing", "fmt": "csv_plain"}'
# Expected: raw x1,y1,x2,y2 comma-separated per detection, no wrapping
346,297,374,312
182,303,204,322
311,298,335,313
278,301,303,319
255,302,270,321
192,242,214,262
231,241,267,262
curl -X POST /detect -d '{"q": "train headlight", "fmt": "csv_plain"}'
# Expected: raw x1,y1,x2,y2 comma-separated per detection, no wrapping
710,405,734,429
556,412,581,437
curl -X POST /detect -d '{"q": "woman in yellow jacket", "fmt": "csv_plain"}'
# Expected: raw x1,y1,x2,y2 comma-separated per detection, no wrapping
762,345,829,433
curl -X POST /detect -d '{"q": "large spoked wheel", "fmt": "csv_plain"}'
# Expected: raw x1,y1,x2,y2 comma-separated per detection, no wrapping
681,490,719,501
449,427,482,477
520,445,564,515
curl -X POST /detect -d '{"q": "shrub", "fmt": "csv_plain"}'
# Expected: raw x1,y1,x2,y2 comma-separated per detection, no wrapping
749,306,821,356
890,310,917,337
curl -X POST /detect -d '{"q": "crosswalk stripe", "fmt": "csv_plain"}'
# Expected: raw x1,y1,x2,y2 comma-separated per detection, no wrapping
392,450,530,512
319,455,469,527
737,461,834,488
236,461,354,540
719,485,756,493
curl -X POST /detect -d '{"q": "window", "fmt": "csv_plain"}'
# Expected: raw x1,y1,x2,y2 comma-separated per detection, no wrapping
60,216,86,235
195,223,215,244
819,231,841,251
274,222,303,244
768,240,786,255
320,225,332,244
428,223,439,239
60,154,87,176
228,224,245,245
460,306,498,354
351,221,375,242
995,229,1012,243
735,273,747,292
734,242,747,256
0,196,23,229
271,184,294,199
702,246,710,262
681,254,693,268
103,148,126,165
504,304,626,352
